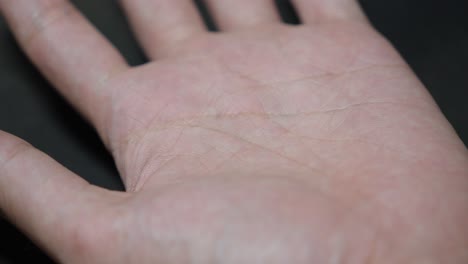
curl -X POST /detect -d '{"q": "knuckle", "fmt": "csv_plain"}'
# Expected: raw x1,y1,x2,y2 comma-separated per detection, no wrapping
23,0,77,46
0,132,34,172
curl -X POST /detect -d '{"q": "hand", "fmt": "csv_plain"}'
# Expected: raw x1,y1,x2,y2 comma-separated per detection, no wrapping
1,0,467,263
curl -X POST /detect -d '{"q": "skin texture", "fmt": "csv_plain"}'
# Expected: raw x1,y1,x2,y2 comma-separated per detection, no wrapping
0,0,467,263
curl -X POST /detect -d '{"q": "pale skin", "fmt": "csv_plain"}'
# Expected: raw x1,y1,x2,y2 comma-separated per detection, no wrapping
0,0,467,263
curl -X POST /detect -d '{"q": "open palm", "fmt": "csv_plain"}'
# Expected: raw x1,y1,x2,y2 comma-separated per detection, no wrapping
1,0,467,263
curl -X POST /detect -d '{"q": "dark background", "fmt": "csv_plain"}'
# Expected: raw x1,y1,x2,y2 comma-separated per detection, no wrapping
0,0,467,263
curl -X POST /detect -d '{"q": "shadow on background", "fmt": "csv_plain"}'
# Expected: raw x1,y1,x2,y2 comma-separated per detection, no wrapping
0,0,466,263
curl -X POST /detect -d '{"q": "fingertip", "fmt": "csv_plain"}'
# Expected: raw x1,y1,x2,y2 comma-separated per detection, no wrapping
293,0,368,24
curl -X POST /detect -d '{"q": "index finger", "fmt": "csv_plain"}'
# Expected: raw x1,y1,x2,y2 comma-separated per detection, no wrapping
0,0,128,139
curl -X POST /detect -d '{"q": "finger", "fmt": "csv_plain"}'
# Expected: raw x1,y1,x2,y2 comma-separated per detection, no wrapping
0,0,128,139
292,0,368,24
120,0,206,59
0,131,123,262
205,0,281,31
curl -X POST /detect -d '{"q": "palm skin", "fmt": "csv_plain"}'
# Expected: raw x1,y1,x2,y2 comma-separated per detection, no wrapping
0,1,467,263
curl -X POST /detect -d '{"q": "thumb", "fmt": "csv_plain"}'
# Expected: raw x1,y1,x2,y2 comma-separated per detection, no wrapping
0,131,126,262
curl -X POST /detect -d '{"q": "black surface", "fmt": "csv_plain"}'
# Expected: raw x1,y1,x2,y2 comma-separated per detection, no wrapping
0,0,467,263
